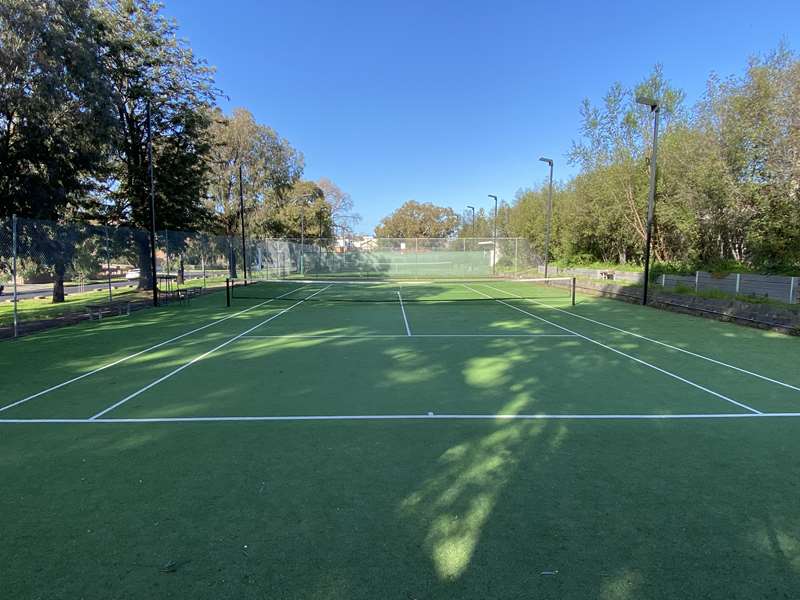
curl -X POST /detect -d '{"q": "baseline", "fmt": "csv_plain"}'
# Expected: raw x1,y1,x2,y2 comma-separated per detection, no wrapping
4,412,800,424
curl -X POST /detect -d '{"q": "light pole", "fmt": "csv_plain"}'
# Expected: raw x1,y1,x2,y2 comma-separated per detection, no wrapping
488,194,498,276
466,205,475,238
539,157,554,278
636,96,660,306
239,163,247,284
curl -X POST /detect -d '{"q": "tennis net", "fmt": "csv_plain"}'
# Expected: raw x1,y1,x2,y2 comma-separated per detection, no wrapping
226,277,576,305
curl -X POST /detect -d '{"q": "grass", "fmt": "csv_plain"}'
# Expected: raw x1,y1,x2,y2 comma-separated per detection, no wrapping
0,286,148,326
2,280,800,598
671,282,800,312
0,277,229,328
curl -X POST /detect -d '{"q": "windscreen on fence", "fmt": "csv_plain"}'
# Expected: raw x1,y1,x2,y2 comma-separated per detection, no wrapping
0,217,242,338
246,238,541,280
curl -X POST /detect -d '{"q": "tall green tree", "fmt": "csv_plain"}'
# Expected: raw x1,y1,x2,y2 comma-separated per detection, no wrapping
94,0,216,290
0,0,116,300
375,201,458,238
206,107,304,275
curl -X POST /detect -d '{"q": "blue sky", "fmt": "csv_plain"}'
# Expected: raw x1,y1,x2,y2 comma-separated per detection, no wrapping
165,0,799,233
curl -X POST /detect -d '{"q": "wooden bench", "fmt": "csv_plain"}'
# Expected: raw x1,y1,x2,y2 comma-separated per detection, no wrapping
86,300,131,321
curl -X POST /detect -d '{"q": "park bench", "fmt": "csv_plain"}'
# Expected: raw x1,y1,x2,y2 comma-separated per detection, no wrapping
159,285,201,305
86,299,132,321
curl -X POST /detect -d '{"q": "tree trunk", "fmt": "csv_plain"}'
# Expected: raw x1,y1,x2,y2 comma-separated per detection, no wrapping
52,260,66,303
137,237,154,290
178,255,185,284
228,243,238,279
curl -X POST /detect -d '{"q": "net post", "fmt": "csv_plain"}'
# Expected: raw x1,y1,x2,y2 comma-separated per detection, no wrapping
226,278,230,307
571,277,576,306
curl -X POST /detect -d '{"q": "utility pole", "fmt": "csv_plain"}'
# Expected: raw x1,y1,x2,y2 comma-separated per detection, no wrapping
636,96,661,306
239,163,247,283
539,157,554,278
488,195,498,276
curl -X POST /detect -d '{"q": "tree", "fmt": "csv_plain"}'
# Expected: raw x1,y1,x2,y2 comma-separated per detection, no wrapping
0,0,117,300
206,107,305,275
317,177,360,235
94,0,217,290
375,201,458,238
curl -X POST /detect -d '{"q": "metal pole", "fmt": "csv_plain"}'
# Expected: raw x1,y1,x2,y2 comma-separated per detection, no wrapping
12,214,18,338
545,162,554,278
146,99,158,307
239,163,247,284
488,195,498,276
641,106,660,306
493,198,498,275
467,206,475,239
105,226,112,302
300,209,305,276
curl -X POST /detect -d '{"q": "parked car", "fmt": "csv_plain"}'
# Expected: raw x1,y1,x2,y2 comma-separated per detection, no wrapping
125,269,140,281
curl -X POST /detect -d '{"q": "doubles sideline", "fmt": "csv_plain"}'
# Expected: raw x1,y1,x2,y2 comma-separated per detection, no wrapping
0,284,313,414
481,282,800,394
463,284,761,415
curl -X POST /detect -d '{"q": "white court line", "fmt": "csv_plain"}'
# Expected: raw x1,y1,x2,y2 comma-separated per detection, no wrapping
240,334,577,339
482,282,800,394
88,285,332,420
0,284,312,414
397,291,412,336
463,284,762,415
3,412,800,424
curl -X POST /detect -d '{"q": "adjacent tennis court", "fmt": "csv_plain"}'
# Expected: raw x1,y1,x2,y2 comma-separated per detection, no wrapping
3,280,800,598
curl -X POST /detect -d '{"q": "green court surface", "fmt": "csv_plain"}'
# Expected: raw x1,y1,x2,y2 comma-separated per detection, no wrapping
2,279,800,599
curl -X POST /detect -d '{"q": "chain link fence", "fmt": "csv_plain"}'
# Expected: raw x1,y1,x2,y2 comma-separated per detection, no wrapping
0,216,247,338
0,217,545,338
247,237,540,280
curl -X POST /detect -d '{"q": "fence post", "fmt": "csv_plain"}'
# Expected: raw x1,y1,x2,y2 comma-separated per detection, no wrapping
201,251,206,288
694,271,699,293
12,214,18,338
514,238,518,278
735,273,741,294
661,274,666,286
790,276,797,304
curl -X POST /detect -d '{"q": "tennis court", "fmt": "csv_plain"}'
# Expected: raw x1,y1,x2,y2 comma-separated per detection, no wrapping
3,280,800,598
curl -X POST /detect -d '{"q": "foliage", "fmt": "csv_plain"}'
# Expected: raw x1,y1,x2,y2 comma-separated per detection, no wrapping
0,0,116,221
510,53,800,274
375,201,459,238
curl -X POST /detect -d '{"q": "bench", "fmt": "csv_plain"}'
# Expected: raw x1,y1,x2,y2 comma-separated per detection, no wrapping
159,286,202,305
86,300,131,321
